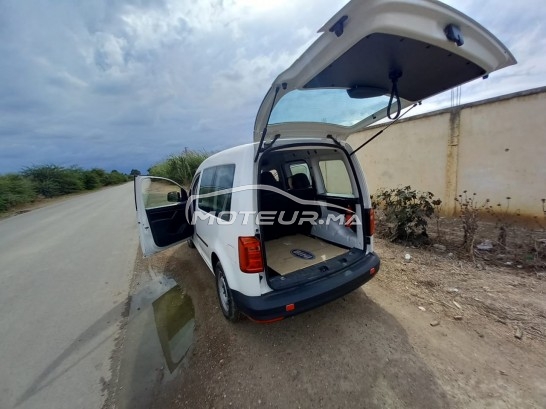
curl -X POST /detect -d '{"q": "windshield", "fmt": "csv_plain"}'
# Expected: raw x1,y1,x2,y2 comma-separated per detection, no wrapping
268,89,392,127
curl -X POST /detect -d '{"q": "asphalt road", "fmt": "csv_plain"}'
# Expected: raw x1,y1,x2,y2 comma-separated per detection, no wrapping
0,183,138,409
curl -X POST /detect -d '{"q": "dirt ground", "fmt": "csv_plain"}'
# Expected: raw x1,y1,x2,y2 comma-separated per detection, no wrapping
142,234,546,409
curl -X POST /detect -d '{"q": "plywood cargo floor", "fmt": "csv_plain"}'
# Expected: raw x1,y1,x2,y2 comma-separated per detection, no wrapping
265,234,347,276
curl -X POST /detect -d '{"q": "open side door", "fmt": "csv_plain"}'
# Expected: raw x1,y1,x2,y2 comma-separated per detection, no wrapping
134,176,194,257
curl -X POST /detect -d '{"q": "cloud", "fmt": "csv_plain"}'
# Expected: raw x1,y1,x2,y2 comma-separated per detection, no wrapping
93,33,129,71
408,0,546,117
0,0,544,174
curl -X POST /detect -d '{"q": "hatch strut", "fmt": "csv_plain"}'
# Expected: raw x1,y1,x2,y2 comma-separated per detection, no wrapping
350,102,421,157
254,84,284,162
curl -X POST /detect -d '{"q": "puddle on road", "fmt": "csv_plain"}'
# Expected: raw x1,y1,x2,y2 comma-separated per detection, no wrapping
117,277,195,409
152,285,195,373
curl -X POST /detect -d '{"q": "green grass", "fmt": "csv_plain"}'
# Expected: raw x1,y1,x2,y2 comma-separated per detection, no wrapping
148,150,210,186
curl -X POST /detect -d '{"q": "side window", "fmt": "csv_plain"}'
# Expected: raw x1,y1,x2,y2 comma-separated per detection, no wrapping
264,168,280,182
214,164,235,216
319,159,354,196
197,164,235,216
141,178,183,209
198,168,216,213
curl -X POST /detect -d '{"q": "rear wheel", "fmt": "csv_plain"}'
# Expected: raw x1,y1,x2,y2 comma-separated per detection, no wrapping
187,238,195,249
215,263,241,322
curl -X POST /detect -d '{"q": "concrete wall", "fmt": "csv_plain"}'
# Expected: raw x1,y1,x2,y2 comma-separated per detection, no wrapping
347,86,546,217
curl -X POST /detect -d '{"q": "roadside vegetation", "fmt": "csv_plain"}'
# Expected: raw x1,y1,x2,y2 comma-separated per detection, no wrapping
148,150,210,186
372,186,546,271
0,165,130,213
372,186,442,244
0,150,211,214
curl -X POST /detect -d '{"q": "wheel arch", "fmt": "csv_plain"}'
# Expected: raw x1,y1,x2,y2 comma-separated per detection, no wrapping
211,248,261,296
211,252,220,275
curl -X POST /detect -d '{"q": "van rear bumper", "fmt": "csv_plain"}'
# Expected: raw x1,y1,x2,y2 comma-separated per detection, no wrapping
231,252,380,322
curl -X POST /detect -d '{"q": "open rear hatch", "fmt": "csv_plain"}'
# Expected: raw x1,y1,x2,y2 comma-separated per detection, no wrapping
254,0,516,148
254,0,515,287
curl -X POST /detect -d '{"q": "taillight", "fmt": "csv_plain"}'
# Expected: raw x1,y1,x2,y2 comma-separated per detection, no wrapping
363,208,375,236
238,236,264,273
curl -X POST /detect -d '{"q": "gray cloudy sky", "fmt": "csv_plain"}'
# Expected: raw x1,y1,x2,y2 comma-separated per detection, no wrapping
0,0,544,174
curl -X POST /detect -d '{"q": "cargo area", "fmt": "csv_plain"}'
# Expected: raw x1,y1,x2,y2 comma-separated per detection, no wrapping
258,145,368,288
264,234,348,276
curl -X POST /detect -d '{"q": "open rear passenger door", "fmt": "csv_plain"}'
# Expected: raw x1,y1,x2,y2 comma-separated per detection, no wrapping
134,176,194,257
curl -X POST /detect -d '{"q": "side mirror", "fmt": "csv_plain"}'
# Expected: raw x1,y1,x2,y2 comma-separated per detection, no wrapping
167,191,181,203
167,189,188,203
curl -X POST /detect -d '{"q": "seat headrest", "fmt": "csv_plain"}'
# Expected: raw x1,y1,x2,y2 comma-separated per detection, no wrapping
260,171,278,187
291,173,311,189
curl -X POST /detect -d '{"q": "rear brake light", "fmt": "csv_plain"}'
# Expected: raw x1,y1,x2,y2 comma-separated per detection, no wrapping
238,236,264,273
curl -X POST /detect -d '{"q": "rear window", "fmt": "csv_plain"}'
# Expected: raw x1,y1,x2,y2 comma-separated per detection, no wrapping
319,159,354,196
287,161,312,189
269,89,391,127
289,162,310,179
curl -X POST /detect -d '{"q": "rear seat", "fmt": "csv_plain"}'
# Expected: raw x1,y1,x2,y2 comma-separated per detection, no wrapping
259,171,287,240
287,173,315,202
259,172,320,241
286,173,321,235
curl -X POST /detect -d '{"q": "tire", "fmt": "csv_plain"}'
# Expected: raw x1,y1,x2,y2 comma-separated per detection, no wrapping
215,262,241,322
187,238,195,249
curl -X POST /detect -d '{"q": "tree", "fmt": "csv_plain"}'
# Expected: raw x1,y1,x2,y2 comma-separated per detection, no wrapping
129,169,141,177
83,171,101,190
105,170,128,185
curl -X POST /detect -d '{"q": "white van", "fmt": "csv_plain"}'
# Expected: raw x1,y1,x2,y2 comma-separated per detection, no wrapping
135,0,515,322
